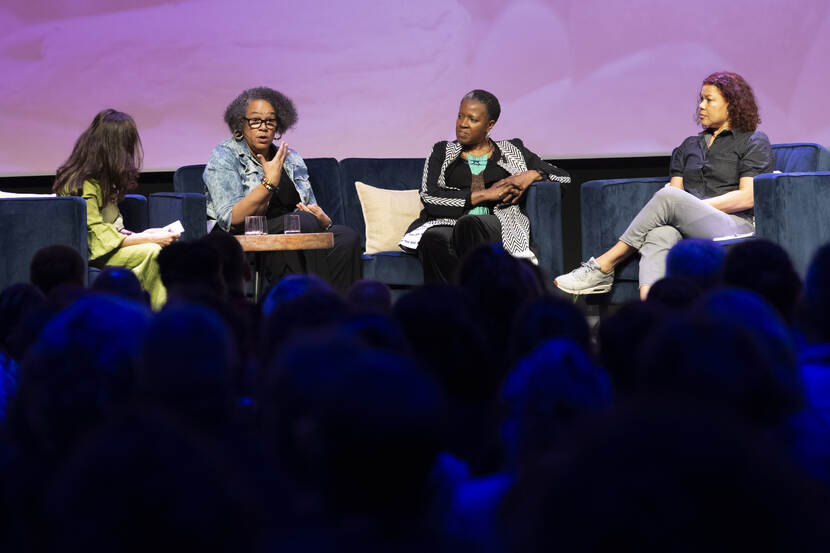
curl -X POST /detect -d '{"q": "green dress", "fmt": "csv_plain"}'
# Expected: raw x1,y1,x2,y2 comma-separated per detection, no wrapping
81,180,166,309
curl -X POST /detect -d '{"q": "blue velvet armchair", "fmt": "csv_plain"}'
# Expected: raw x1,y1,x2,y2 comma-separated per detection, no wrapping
579,142,830,303
0,194,149,290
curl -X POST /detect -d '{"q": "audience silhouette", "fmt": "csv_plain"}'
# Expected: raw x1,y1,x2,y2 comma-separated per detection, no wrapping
2,237,830,551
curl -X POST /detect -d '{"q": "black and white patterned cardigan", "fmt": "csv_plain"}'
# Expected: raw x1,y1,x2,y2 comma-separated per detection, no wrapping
399,139,570,263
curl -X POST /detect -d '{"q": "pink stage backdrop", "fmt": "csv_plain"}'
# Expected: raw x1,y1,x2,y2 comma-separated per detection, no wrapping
1,0,829,174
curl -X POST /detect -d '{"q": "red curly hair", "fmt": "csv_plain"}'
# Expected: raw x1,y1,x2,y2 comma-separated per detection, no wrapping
698,72,761,132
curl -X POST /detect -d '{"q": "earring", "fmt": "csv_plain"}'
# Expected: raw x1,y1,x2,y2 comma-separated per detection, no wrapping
233,130,244,140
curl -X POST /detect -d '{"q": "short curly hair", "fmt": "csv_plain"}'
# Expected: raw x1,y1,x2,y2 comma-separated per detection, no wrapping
223,87,298,137
698,72,760,132
462,89,501,123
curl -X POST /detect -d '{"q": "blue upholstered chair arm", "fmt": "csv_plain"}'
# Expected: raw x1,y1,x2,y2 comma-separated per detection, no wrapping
149,192,207,240
118,194,149,232
754,171,830,277
580,176,668,259
0,196,89,288
525,180,564,278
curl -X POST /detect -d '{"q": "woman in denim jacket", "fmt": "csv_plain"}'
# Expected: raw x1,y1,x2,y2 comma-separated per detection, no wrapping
204,87,361,293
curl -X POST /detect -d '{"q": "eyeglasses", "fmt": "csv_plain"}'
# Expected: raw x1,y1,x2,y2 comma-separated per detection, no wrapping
245,118,278,130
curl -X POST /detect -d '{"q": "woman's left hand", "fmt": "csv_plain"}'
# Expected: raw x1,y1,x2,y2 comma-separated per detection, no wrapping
296,203,332,229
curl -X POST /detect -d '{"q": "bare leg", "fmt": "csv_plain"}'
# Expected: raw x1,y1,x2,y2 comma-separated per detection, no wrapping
594,241,636,273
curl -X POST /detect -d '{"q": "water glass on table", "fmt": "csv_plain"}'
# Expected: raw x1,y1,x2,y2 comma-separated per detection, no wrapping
285,213,301,234
245,215,267,235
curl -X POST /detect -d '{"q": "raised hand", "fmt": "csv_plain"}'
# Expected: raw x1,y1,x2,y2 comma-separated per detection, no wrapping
256,141,289,184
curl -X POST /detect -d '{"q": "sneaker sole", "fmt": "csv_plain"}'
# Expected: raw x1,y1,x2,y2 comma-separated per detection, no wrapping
553,281,613,295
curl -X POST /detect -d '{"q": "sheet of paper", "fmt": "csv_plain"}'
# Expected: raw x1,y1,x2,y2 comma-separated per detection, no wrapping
162,220,184,234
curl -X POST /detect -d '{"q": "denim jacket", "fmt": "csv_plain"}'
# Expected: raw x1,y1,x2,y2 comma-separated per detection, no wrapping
203,137,317,232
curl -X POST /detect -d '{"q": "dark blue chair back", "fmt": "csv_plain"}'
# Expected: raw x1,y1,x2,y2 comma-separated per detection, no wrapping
772,143,830,173
173,164,207,194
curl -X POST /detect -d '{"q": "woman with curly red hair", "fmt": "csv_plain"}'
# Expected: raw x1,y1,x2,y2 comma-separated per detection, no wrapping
555,72,773,299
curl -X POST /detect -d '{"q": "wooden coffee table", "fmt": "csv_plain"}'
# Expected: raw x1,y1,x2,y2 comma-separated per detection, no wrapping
235,232,334,302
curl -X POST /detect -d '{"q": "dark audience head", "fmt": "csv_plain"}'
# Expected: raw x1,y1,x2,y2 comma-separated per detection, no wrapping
457,243,544,304
598,300,670,397
158,240,226,299
138,303,237,429
10,294,150,457
665,238,724,291
507,403,830,553
802,242,830,342
722,239,801,322
509,295,591,363
261,273,332,317
456,244,544,368
694,287,801,415
2,285,89,363
394,284,497,401
646,275,702,311
258,282,350,369
347,279,392,315
45,409,262,553
501,339,611,472
0,283,45,354
200,231,250,299
638,296,798,426
29,244,85,294
338,313,411,355
91,266,147,305
261,334,444,527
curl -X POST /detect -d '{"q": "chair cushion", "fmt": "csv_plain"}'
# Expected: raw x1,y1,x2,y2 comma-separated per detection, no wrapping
361,251,424,286
354,181,423,254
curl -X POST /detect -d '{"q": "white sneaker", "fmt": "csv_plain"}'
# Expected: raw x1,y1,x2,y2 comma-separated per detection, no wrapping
554,257,614,295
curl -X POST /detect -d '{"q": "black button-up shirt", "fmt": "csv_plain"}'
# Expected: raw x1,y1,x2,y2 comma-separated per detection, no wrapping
670,129,774,217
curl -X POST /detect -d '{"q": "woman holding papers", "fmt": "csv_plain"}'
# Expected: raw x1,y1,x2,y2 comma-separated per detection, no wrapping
54,109,178,309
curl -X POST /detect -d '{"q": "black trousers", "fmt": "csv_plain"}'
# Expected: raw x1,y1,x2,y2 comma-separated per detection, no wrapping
417,214,502,283
265,211,362,294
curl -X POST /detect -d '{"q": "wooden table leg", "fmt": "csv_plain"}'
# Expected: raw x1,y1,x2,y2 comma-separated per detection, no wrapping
253,252,262,304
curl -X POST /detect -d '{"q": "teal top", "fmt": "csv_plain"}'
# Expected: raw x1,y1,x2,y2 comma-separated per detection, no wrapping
466,153,491,215
466,153,488,175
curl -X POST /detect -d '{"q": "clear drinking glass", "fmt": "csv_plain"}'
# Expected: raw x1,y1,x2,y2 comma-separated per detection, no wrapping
244,215,266,235
285,213,301,234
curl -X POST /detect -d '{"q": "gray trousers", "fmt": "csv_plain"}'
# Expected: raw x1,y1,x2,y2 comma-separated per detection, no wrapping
619,185,755,287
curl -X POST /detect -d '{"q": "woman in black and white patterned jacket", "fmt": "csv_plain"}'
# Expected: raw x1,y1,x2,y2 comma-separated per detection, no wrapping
400,89,570,283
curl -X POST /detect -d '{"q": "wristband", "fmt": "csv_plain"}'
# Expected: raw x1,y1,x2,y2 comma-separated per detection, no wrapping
261,176,277,192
